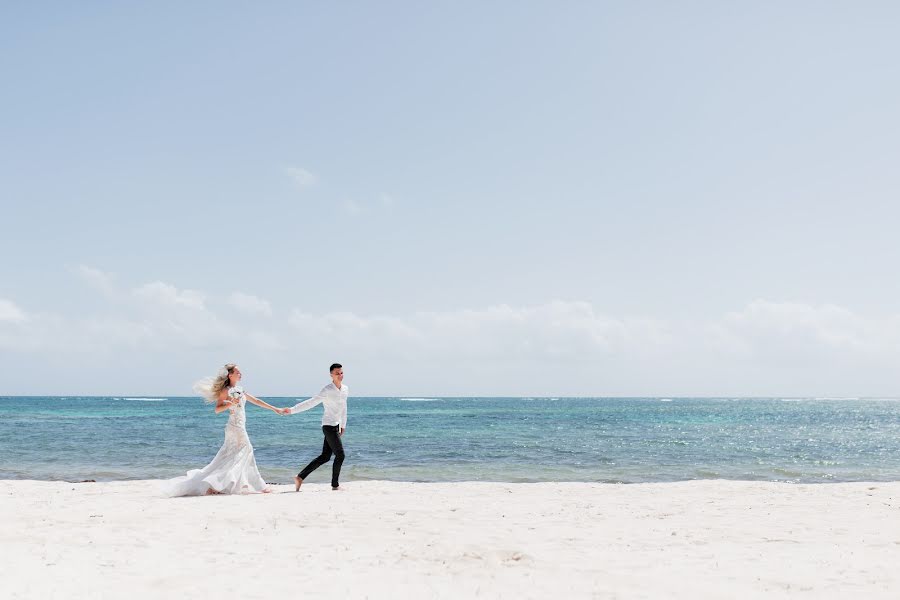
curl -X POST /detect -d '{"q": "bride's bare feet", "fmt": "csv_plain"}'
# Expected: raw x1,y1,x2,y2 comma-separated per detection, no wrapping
205,488,222,496
294,476,303,492
261,487,272,494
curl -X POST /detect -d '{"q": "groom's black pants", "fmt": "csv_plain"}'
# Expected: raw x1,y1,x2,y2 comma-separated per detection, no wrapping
299,425,345,488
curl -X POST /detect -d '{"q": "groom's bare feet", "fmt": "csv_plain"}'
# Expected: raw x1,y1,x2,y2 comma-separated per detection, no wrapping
294,476,303,492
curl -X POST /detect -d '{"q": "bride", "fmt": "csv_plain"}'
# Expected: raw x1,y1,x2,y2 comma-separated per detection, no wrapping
164,363,281,496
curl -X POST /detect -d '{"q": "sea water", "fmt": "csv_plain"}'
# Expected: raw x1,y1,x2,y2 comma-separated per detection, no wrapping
2,396,899,484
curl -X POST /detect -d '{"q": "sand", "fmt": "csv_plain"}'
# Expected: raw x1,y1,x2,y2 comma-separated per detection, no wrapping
2,479,899,599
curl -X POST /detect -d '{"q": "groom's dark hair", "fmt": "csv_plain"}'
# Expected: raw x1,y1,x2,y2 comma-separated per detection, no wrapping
330,363,342,373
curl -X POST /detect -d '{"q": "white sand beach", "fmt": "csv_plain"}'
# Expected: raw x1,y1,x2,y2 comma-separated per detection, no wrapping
2,480,899,599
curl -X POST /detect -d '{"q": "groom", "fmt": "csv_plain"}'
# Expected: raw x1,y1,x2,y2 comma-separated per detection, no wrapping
281,363,349,491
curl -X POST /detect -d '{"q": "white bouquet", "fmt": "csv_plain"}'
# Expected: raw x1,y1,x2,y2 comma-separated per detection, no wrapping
228,386,244,405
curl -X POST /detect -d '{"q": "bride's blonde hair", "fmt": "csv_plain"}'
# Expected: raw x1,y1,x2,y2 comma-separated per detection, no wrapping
193,363,237,404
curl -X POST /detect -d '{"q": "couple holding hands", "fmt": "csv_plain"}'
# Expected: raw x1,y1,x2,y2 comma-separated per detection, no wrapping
164,363,348,497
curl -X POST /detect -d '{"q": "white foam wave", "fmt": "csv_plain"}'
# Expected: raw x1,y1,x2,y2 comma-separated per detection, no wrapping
400,398,440,402
123,397,167,402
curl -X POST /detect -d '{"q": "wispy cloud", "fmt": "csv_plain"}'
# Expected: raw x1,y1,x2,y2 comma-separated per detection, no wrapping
282,163,393,218
340,194,395,217
342,200,364,217
0,299,27,323
284,166,318,189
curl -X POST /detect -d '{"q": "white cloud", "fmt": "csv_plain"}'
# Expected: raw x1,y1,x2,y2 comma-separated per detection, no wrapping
716,300,893,362
340,195,396,217
74,265,116,297
288,301,673,360
0,299,27,323
5,285,900,395
342,200,364,217
229,292,273,317
134,282,207,311
285,166,318,189
285,300,900,394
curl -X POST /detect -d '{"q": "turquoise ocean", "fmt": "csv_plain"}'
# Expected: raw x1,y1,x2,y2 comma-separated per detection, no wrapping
2,396,899,484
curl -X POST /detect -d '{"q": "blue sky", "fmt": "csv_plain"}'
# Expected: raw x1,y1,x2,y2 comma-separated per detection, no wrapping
2,3,899,396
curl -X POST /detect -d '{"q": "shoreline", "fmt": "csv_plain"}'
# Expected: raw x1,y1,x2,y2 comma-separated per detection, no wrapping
3,479,899,599
6,476,900,485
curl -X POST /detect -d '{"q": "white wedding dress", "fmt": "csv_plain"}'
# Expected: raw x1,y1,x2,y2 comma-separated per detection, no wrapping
164,388,268,496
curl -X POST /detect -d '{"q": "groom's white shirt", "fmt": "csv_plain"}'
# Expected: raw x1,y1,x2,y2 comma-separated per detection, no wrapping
289,383,349,428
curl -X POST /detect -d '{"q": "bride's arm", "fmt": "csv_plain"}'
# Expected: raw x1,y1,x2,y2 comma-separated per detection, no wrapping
244,392,281,413
214,390,238,414
215,399,238,414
